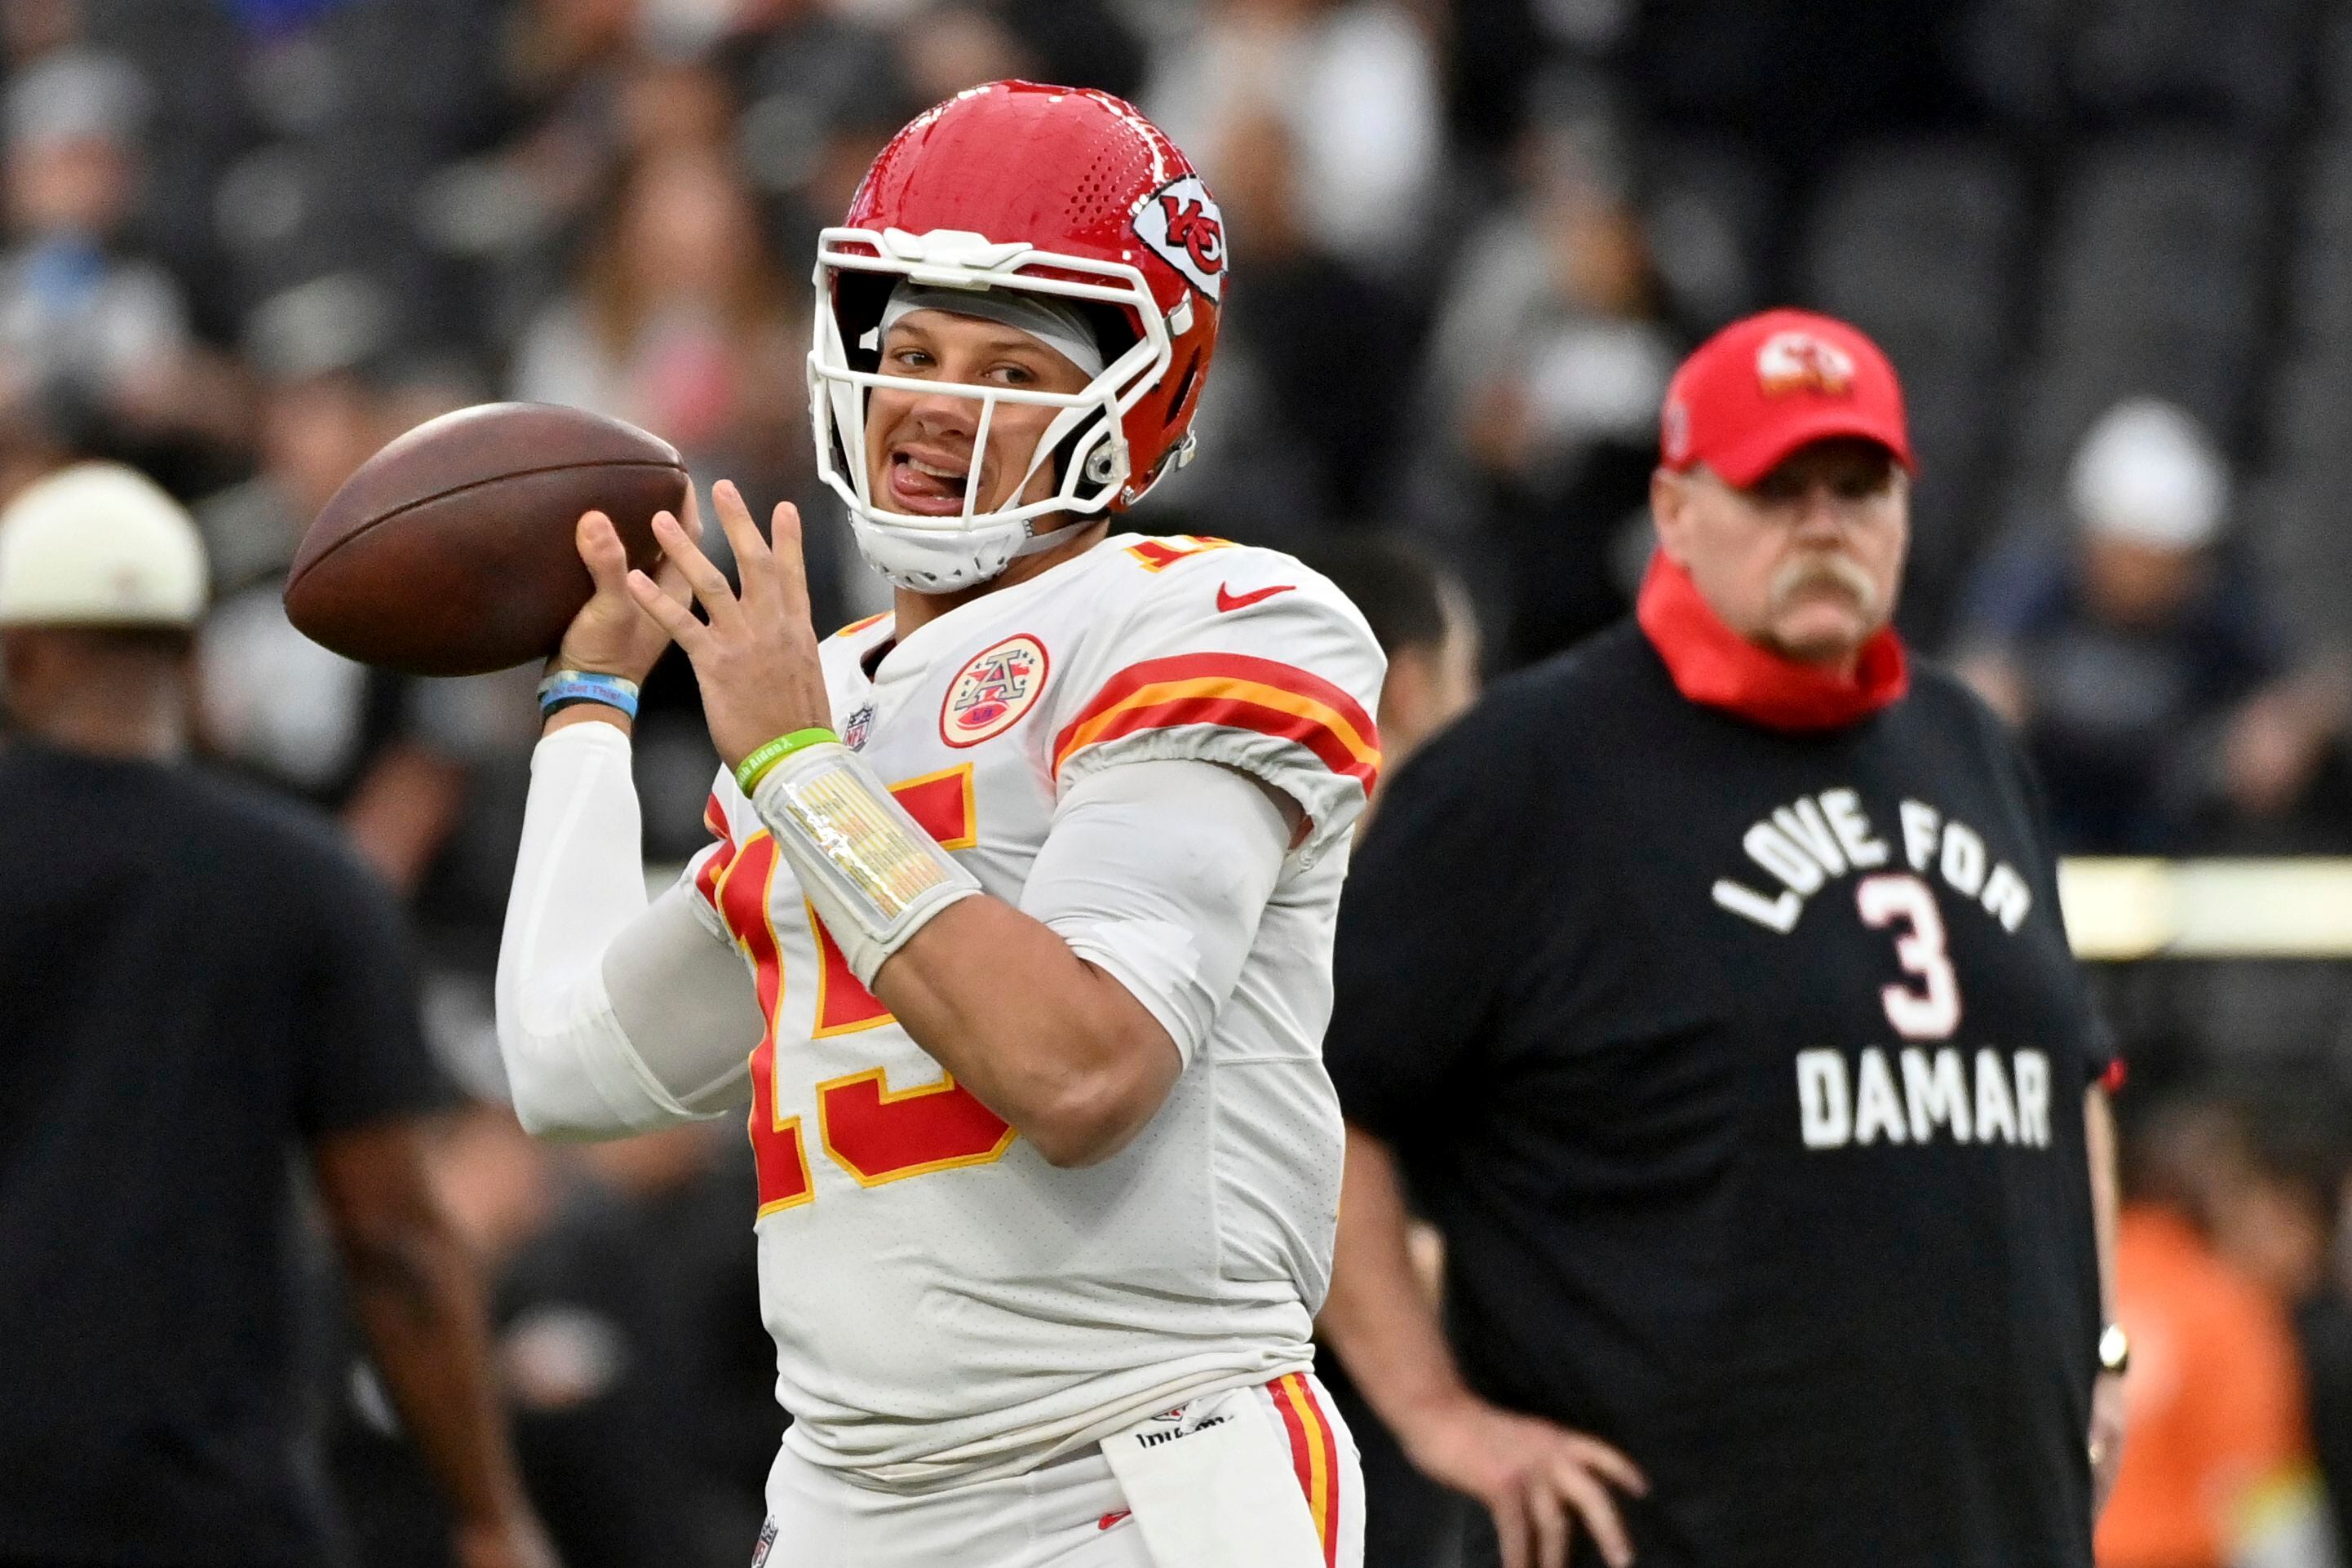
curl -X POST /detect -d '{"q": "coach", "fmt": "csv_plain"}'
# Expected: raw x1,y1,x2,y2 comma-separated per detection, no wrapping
1319,310,2124,1568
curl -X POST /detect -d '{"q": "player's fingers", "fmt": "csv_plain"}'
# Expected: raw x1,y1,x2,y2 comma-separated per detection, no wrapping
1551,1462,1635,1568
1564,1435,1650,1495
766,501,813,621
1491,1493,1534,1568
1526,1479,1570,1568
574,510,629,591
711,479,772,575
652,509,740,627
625,568,705,652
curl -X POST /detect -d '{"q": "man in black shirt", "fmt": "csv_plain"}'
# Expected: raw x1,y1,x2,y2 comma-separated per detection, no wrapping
1320,311,2125,1568
0,463,552,1568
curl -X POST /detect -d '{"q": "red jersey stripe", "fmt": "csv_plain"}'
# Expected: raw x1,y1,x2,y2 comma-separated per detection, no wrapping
1058,653,1375,751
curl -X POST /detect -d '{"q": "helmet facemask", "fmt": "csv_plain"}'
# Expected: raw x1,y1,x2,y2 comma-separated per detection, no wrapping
808,226,1180,593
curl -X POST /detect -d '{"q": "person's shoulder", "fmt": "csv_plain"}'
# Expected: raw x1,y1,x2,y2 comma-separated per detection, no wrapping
1079,533,1381,671
820,607,896,668
175,763,383,888
1485,619,1660,724
1902,658,2022,757
1389,623,1654,801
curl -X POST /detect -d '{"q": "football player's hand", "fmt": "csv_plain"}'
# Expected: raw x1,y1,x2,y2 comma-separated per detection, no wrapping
556,486,702,687
2088,1370,2127,1517
627,478,831,769
1402,1393,1646,1568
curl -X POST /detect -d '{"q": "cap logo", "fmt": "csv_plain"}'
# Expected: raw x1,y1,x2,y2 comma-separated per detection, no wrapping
1757,330,1854,397
1134,175,1225,302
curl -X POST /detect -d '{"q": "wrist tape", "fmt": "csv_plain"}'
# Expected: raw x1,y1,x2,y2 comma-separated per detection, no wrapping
750,742,980,984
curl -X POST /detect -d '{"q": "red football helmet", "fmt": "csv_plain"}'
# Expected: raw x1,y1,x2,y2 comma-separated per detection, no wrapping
808,81,1227,590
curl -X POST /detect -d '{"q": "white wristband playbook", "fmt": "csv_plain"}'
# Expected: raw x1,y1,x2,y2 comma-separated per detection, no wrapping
750,742,981,984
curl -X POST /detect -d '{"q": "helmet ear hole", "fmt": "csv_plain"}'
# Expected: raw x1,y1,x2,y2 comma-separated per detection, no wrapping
1163,351,1203,427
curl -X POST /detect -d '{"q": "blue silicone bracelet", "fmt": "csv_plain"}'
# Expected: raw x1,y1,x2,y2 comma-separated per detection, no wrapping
537,670,640,720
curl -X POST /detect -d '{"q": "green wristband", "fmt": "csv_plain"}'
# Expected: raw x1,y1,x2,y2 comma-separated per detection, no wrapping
735,727,839,795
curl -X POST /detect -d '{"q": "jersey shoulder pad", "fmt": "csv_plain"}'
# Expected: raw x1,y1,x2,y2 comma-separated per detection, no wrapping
1053,539,1385,865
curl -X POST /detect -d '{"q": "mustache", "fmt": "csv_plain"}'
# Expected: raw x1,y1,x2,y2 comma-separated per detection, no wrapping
1769,552,1880,620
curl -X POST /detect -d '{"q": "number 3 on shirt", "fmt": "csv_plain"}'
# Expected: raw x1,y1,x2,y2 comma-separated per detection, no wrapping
1857,873,1961,1039
716,766,1014,1216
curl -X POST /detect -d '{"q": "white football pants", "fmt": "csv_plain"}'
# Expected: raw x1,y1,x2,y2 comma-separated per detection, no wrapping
756,1372,1364,1568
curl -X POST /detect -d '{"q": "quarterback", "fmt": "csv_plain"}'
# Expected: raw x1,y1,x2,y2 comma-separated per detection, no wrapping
496,83,1382,1566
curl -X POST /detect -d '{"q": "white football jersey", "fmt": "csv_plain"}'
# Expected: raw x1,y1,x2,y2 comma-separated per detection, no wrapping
685,533,1386,1492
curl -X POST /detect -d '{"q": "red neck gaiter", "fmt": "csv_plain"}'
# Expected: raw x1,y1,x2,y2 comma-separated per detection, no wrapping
1635,552,1908,733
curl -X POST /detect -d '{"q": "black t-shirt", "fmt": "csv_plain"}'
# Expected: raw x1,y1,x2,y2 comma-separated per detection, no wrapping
0,739,443,1568
1327,622,2107,1568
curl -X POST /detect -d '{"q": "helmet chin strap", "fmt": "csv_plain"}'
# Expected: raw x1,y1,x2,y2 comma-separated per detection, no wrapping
1011,513,1093,558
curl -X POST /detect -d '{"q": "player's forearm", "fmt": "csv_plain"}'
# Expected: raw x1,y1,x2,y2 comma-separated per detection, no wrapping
497,719,673,1136
1320,1122,1481,1435
2085,1085,2119,1318
875,895,1180,1167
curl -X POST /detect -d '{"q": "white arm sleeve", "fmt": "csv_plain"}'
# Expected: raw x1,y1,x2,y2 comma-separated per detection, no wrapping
1019,757,1289,1069
496,723,761,1138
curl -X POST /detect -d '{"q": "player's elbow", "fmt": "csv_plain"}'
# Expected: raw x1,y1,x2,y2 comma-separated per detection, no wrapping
1025,1089,1153,1168
1021,1025,1180,1169
494,1012,627,1141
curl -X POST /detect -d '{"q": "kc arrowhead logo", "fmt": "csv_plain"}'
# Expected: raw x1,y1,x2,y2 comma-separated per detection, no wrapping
1134,175,1226,301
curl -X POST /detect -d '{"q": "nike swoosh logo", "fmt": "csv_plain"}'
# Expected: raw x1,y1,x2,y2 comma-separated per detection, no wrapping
1099,1510,1133,1530
1216,582,1296,613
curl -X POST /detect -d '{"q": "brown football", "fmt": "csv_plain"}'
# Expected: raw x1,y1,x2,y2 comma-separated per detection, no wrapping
285,402,689,676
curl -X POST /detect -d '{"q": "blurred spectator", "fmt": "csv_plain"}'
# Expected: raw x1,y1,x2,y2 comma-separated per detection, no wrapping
509,143,849,620
2100,1092,2338,1568
1303,532,1482,801
1957,400,2345,853
0,47,241,467
885,0,1141,104
196,277,484,901
1158,105,1406,547
1299,531,1482,1568
1412,107,1676,664
1147,0,1442,279
2206,1080,2352,1556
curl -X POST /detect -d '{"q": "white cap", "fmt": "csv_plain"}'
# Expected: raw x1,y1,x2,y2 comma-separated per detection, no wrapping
0,463,207,629
2067,397,2230,551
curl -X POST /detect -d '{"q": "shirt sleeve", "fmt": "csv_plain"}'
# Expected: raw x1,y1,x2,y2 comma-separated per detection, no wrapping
1324,692,1549,1147
497,724,759,1137
295,839,448,1137
1048,551,1386,869
1020,757,1290,1068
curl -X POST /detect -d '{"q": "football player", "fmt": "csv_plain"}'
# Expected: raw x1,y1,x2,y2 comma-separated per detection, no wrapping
498,82,1382,1568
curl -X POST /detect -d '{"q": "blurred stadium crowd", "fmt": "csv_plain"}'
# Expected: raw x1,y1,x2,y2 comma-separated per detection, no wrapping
13,0,2352,1563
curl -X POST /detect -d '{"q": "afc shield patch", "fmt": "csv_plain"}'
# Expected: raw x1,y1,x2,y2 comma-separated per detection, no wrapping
1134,175,1226,302
940,633,1050,747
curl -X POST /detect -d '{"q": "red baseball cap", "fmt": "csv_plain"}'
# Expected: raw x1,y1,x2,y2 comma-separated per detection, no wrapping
1659,308,1913,487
